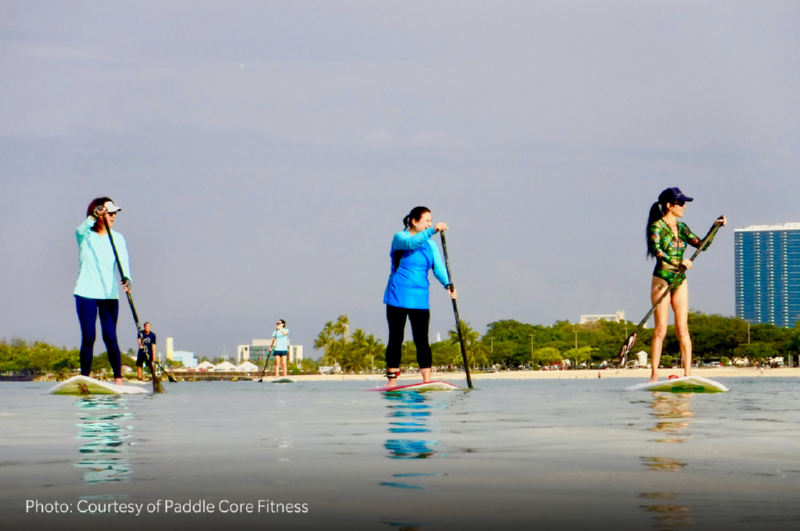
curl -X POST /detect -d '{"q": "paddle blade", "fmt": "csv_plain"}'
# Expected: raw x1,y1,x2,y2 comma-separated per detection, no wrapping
619,333,637,364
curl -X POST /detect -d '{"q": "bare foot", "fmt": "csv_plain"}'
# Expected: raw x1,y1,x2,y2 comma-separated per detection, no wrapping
647,377,658,383
115,378,124,386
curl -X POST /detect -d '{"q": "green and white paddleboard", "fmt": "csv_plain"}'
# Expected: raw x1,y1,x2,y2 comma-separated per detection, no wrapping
48,375,149,395
272,377,297,384
626,375,729,393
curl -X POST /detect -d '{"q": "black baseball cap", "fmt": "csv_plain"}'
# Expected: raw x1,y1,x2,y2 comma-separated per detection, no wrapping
659,187,693,204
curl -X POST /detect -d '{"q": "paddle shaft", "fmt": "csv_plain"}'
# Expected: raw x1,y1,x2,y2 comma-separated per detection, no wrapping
101,215,167,392
440,232,474,389
259,330,277,381
622,218,724,357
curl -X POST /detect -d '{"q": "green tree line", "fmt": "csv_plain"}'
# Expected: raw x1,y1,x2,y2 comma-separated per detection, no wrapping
314,312,800,371
0,339,137,376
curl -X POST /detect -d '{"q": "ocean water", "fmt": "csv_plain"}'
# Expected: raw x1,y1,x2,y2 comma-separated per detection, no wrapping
2,377,800,530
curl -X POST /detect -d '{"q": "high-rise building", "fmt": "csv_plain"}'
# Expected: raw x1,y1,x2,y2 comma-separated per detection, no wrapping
735,223,800,328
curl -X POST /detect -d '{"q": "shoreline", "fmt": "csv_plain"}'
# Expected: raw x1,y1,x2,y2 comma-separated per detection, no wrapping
16,366,798,384
264,366,800,381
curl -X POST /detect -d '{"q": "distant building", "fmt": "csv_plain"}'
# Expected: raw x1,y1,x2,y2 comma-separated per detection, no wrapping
238,340,303,364
164,338,197,367
580,311,625,324
172,351,197,368
735,223,800,327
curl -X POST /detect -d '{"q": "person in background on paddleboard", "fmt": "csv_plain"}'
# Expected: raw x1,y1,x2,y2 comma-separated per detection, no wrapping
74,198,131,386
647,188,726,383
272,320,289,378
136,322,156,381
384,206,457,388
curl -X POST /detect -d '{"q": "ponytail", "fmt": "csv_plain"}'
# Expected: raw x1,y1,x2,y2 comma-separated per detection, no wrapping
396,206,432,271
402,206,431,230
646,201,665,258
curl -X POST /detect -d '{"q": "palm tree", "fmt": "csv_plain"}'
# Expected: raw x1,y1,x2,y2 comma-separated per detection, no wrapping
449,321,489,370
333,315,350,343
314,321,336,364
363,334,385,373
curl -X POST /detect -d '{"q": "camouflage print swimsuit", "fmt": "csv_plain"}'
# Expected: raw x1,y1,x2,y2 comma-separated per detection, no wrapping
648,219,712,290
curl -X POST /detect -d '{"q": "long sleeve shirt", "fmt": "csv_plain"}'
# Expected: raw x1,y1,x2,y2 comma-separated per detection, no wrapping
74,216,131,299
383,227,450,310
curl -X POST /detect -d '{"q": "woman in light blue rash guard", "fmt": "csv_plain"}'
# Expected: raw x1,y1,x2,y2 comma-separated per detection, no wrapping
271,319,290,378
383,206,457,387
74,197,131,385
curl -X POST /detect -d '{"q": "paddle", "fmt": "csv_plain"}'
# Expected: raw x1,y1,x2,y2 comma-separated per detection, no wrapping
101,214,172,393
257,330,277,382
618,217,725,365
440,232,474,389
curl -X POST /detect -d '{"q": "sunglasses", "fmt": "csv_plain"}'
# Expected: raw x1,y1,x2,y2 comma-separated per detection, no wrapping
108,211,119,216
671,201,685,207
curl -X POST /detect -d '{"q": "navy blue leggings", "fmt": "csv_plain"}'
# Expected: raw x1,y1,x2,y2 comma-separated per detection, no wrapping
75,296,122,378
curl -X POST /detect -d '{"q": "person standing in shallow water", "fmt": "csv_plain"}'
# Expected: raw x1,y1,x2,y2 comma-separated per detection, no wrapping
74,197,132,385
383,207,457,387
646,188,726,383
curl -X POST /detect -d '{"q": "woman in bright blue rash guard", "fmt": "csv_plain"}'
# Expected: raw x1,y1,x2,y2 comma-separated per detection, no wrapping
383,206,457,387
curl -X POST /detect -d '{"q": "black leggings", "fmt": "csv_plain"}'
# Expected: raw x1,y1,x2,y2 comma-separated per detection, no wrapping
386,304,432,369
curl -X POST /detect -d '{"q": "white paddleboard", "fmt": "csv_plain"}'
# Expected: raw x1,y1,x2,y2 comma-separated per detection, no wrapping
48,375,148,395
368,381,462,392
272,377,297,384
626,375,729,393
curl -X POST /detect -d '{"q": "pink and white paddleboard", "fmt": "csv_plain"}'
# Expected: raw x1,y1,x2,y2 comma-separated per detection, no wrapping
367,381,462,392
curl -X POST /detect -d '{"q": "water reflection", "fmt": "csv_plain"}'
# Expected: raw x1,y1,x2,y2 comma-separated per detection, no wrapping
379,390,446,528
639,392,695,528
648,393,694,443
639,493,694,528
73,396,134,484
383,391,438,460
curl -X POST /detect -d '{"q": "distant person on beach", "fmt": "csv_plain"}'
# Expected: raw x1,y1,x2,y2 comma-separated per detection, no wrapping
272,320,289,378
74,198,131,385
383,206,457,387
136,322,157,381
646,188,726,383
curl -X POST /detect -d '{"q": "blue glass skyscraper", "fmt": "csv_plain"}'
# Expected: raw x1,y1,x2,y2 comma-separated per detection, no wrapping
735,224,800,328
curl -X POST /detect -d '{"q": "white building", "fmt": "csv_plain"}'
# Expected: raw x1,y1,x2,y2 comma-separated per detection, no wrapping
172,350,197,368
238,340,303,365
580,311,625,324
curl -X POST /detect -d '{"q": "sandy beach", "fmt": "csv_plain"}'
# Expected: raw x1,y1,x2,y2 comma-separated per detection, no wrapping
278,366,800,382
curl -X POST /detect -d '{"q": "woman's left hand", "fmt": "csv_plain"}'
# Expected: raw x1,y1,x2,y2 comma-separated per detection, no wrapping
449,286,457,300
717,215,727,226
121,278,131,293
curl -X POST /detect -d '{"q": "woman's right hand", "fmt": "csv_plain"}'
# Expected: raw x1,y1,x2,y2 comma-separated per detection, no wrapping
681,259,693,270
434,222,448,232
93,205,107,219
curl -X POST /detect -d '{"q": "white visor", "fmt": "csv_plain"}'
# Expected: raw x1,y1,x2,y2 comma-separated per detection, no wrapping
104,201,122,213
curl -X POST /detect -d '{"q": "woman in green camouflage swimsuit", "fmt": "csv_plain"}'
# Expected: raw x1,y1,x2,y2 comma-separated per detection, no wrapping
646,188,726,382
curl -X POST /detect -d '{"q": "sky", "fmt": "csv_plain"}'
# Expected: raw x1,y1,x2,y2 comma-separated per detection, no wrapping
1,1,798,361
